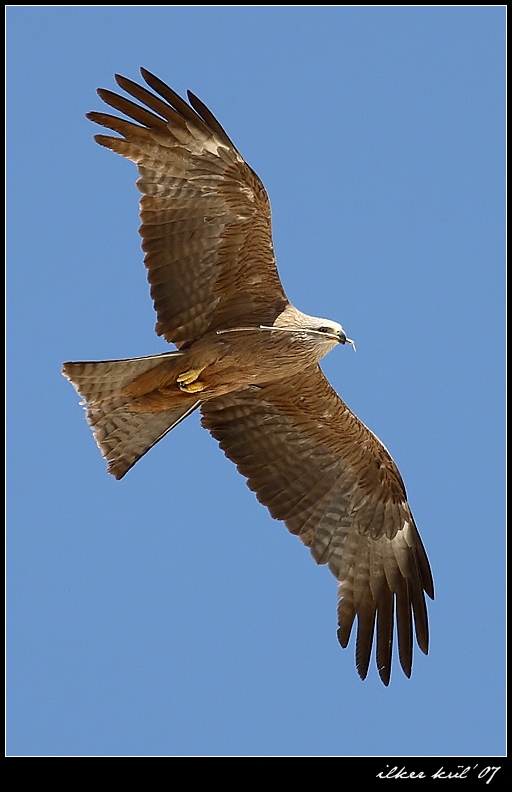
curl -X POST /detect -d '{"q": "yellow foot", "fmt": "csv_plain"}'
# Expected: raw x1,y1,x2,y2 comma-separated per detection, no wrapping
179,380,206,393
177,368,205,386
177,367,207,393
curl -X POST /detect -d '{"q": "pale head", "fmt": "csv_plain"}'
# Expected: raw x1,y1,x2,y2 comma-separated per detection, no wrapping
272,306,354,353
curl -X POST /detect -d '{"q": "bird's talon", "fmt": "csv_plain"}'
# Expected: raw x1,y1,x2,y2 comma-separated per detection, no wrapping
177,368,205,385
178,379,206,393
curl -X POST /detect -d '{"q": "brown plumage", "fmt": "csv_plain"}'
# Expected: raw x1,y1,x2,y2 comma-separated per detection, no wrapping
62,69,433,685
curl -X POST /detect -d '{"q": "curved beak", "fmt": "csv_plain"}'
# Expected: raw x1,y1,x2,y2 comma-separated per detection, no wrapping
338,330,356,351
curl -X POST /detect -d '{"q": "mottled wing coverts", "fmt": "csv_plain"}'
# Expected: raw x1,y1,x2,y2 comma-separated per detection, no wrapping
76,70,435,684
88,69,288,349
201,367,433,685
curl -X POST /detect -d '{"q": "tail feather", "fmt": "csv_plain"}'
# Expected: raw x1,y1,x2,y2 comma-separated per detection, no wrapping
62,352,199,479
62,352,184,404
86,398,199,479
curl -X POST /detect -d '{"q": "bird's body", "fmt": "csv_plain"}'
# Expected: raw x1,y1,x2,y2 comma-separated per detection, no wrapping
63,70,433,685
125,315,346,404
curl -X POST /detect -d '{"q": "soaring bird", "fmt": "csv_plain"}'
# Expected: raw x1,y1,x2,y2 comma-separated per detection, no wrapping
62,69,433,685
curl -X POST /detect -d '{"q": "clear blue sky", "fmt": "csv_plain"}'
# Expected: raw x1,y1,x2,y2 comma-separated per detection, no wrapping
7,7,505,757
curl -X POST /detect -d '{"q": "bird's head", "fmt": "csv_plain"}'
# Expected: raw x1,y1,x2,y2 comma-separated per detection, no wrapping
306,318,355,349
271,306,355,358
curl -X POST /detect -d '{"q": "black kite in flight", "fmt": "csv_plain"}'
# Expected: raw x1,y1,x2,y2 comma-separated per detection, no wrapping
62,69,433,685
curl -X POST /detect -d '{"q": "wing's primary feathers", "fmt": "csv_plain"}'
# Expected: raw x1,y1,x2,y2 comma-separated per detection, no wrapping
201,367,433,685
87,69,288,349
62,70,434,685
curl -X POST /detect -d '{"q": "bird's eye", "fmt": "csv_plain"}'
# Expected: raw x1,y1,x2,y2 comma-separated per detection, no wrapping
317,326,332,334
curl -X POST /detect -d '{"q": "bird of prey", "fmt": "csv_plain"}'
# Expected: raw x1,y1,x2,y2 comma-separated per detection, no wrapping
62,69,433,685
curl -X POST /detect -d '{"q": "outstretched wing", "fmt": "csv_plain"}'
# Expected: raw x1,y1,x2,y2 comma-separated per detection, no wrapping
88,69,289,348
200,367,434,685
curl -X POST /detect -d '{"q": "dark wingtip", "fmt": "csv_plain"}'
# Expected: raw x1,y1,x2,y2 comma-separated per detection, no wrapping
378,669,391,686
336,626,350,649
356,662,369,682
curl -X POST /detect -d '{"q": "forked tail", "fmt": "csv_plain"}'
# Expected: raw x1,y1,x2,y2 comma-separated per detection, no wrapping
62,352,200,479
